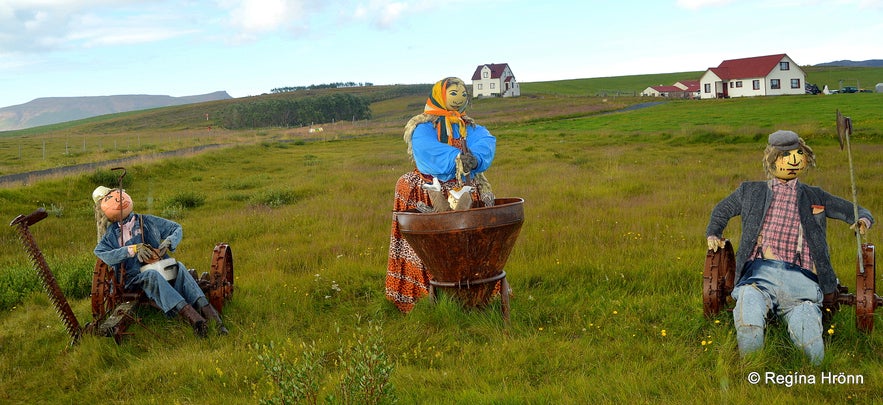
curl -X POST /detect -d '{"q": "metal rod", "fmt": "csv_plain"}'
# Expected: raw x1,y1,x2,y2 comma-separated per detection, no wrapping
841,114,864,272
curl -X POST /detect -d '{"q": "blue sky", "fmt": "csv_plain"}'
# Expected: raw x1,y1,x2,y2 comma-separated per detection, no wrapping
1,0,881,108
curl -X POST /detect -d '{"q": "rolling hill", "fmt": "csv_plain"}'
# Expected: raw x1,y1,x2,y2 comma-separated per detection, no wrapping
0,91,232,131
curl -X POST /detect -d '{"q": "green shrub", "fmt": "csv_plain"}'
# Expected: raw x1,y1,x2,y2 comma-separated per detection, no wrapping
165,191,206,209
0,266,39,309
87,169,129,189
254,322,396,405
255,341,325,405
252,189,297,208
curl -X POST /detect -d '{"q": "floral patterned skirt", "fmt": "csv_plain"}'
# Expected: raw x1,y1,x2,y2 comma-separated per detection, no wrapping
385,170,481,313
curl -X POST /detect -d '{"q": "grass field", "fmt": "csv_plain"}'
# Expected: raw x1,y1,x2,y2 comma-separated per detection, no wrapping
1,75,883,403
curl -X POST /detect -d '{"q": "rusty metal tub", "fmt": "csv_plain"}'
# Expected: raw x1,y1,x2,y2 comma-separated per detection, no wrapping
394,198,524,320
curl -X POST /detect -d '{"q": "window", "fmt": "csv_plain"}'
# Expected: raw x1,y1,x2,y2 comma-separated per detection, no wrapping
791,78,801,89
483,71,489,78
704,83,711,93
753,80,760,90
735,81,743,88
490,83,496,89
770,79,780,89
477,84,483,90
729,82,734,88
779,61,790,71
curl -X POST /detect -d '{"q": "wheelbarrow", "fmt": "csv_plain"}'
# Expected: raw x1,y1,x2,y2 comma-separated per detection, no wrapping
394,198,524,322
703,239,882,333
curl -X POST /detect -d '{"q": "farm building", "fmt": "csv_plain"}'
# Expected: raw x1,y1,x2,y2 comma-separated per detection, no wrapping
641,85,683,98
471,63,520,98
641,80,700,98
699,54,806,99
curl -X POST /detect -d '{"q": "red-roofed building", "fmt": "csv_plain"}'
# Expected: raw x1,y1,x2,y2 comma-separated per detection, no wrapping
699,54,806,99
471,63,520,98
641,80,701,99
641,85,685,98
674,80,701,98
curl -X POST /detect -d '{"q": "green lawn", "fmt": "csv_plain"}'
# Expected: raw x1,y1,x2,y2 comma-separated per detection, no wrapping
1,81,882,403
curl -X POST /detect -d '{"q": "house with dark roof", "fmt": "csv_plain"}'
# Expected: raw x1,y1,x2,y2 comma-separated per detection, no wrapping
471,63,520,98
699,54,806,99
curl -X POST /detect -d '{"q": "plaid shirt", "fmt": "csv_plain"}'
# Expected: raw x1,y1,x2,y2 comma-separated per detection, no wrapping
757,179,814,270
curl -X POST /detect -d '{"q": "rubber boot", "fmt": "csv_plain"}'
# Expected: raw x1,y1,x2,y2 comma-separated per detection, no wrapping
199,304,229,335
179,304,208,338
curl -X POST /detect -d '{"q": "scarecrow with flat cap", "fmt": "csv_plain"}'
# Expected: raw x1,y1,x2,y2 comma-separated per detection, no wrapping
706,130,874,364
92,186,228,337
385,77,497,313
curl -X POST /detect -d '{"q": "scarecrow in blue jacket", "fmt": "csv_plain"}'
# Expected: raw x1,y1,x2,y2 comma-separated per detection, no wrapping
385,77,497,313
92,186,228,337
706,130,873,365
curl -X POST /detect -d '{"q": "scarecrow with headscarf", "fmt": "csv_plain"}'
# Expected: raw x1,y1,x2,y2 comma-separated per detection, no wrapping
706,130,873,365
92,186,228,337
385,77,497,313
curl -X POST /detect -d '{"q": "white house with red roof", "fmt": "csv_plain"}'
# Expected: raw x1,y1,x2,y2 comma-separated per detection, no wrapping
699,54,806,99
471,63,520,98
674,80,701,98
641,85,684,97
642,80,701,98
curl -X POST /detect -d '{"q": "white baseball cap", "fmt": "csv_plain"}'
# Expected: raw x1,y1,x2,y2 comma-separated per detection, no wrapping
91,186,113,204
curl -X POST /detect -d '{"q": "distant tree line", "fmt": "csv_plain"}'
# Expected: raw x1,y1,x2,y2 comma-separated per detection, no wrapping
270,82,374,93
218,93,371,129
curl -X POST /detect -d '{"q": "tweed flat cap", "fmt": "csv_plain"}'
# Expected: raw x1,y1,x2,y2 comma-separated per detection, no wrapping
768,130,800,150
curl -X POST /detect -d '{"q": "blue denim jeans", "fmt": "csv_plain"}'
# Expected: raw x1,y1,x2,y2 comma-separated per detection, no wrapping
732,259,824,365
127,262,209,315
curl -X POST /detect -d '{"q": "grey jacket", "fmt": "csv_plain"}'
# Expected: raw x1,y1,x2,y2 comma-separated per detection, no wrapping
706,180,874,294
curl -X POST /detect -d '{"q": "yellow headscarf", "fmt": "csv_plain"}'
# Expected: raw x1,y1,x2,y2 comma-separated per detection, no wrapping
403,77,475,160
422,77,469,144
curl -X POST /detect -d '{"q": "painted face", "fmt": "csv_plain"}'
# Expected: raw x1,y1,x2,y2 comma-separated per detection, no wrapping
772,148,807,180
445,82,468,111
99,189,133,222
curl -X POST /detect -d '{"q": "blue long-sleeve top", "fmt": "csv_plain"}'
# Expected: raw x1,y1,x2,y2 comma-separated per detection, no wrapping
411,121,495,181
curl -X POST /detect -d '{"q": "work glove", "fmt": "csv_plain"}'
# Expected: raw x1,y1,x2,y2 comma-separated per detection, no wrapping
706,236,726,252
459,153,478,171
133,243,156,263
156,238,173,257
851,218,871,235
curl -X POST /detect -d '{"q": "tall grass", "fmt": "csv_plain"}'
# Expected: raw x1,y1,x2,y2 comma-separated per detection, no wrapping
1,89,882,403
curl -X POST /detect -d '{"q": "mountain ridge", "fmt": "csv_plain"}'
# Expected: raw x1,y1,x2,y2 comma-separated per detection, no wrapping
812,59,883,67
0,91,232,131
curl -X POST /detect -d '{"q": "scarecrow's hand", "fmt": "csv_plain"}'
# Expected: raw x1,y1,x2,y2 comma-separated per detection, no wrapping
851,218,871,235
156,238,172,257
706,236,726,252
459,153,478,171
415,202,435,213
133,243,157,263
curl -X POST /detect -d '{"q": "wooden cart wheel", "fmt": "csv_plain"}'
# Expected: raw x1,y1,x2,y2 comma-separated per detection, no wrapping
91,259,114,322
855,243,876,333
703,239,735,318
208,243,234,313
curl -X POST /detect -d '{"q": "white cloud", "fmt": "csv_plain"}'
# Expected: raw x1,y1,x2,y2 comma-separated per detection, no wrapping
354,0,410,28
216,0,329,42
0,1,193,53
